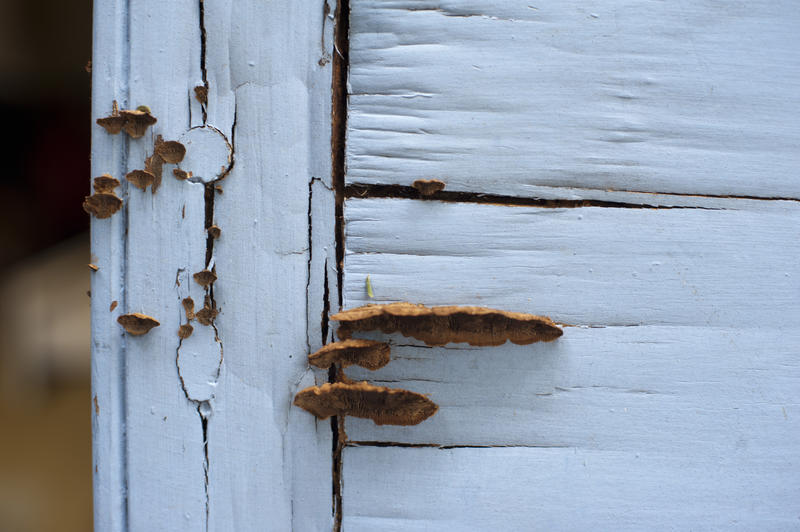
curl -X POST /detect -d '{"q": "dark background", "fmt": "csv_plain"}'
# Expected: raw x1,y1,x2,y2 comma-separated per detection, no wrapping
0,1,93,529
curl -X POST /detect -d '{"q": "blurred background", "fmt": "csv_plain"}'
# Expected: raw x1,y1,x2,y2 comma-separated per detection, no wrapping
0,1,93,530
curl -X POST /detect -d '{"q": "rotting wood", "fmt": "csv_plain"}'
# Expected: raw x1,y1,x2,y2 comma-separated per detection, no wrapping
411,179,446,196
308,339,391,370
117,313,160,335
294,381,438,426
333,302,563,346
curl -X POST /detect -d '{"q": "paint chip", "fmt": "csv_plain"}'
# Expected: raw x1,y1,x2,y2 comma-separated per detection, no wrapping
208,225,221,239
193,269,217,287
333,302,563,346
117,313,160,335
308,339,391,370
293,381,438,426
125,169,156,191
178,324,194,339
412,179,446,196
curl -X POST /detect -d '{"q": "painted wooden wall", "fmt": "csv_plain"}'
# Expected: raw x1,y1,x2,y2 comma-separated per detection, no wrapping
91,0,800,530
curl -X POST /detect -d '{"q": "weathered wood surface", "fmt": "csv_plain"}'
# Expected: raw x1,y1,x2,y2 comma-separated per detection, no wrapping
90,1,336,530
340,198,800,527
346,0,800,201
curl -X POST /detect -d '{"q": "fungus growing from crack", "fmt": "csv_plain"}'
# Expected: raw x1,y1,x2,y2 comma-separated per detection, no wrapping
195,296,218,326
333,302,563,347
178,324,194,339
412,179,446,196
207,225,221,239
293,381,438,426
194,85,208,104
88,263,99,272
155,139,186,164
119,108,157,138
193,269,217,287
117,313,160,335
125,169,156,191
173,168,192,181
109,301,118,312
308,339,391,370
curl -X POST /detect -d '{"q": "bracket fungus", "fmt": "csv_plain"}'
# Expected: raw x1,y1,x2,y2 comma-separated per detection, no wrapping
193,269,217,287
83,174,123,218
308,339,391,370
117,313,160,335
125,169,156,191
412,179,446,196
155,138,186,164
293,381,438,426
333,302,563,346
195,296,218,326
96,102,157,138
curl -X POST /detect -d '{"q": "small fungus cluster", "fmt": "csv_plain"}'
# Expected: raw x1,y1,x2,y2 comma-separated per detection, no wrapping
293,302,563,426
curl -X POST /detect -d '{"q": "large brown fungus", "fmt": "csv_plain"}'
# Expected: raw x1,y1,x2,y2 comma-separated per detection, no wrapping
83,174,123,218
96,102,157,138
117,313,160,335
293,381,438,426
125,169,156,191
308,339,391,370
412,179,446,196
333,302,563,346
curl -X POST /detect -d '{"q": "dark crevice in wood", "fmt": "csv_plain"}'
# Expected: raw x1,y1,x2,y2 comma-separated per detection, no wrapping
203,183,215,266
322,259,330,346
330,0,350,530
347,441,571,450
197,0,209,124
345,184,726,210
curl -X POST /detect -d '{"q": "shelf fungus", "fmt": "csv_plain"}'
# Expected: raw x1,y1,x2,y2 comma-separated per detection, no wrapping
308,339,391,370
117,313,160,335
193,269,217,287
293,381,438,426
333,302,563,346
155,138,186,164
412,179,446,196
83,174,123,218
125,169,156,191
96,102,157,138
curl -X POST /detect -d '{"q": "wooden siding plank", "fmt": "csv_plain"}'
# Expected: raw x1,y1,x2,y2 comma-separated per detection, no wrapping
346,0,800,200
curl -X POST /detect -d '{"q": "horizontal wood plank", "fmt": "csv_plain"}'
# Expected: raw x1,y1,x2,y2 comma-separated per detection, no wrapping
346,0,800,200
342,445,800,531
338,198,800,525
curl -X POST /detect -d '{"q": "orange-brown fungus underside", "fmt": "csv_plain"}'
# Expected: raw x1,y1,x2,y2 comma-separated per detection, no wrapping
293,381,438,426
332,302,563,346
308,339,391,370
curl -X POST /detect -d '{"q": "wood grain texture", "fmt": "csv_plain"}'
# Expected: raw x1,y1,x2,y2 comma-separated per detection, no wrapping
346,0,800,201
343,445,800,531
91,1,337,530
340,198,800,526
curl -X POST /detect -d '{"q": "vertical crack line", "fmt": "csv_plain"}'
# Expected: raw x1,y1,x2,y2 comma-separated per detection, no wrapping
330,0,350,529
332,0,350,311
198,403,211,532
204,183,215,266
321,260,330,346
198,0,209,124
307,178,315,354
